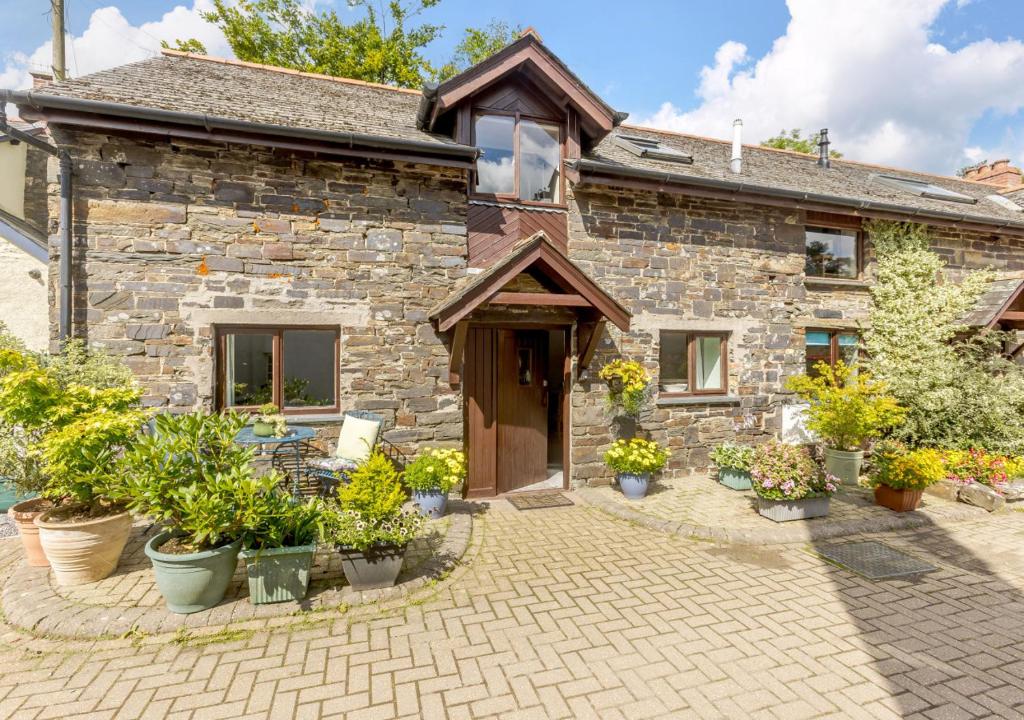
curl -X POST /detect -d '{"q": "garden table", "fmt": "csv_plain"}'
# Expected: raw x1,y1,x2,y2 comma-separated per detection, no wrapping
234,424,317,498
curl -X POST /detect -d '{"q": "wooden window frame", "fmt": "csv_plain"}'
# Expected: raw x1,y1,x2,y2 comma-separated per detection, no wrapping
471,110,567,209
215,325,340,415
804,224,864,280
658,331,730,398
805,328,861,373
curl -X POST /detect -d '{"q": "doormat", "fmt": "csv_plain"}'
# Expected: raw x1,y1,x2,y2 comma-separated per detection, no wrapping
816,541,937,579
507,493,575,511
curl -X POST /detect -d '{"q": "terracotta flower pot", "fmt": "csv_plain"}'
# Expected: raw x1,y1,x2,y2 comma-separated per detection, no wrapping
8,498,52,567
35,509,132,585
874,484,923,513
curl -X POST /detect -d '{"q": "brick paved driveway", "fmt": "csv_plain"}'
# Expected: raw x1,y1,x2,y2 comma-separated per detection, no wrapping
1,500,1023,719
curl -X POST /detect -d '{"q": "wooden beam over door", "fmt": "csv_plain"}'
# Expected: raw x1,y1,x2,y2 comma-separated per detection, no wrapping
578,320,606,370
448,321,468,389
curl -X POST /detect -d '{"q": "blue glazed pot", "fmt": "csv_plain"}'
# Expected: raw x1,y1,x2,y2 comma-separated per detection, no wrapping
412,489,448,519
617,472,650,500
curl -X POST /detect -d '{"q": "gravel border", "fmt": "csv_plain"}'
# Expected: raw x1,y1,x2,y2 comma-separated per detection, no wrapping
1,506,473,640
575,486,990,545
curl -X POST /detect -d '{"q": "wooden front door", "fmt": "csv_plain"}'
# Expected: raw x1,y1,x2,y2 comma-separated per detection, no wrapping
496,330,549,493
464,327,550,496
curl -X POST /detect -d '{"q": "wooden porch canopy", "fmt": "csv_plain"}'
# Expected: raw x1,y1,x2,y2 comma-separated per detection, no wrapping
430,232,630,383
961,277,1024,330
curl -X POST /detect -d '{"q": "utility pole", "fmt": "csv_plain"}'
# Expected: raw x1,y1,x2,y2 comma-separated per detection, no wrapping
51,0,66,81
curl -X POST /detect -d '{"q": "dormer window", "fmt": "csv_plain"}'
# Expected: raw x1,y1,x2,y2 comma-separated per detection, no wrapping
474,113,562,204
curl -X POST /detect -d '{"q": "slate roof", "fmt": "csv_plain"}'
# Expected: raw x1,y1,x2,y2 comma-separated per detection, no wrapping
9,51,1024,229
584,125,1024,228
26,52,463,150
959,277,1024,328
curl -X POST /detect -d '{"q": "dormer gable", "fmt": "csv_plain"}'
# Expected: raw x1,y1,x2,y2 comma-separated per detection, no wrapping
417,29,625,151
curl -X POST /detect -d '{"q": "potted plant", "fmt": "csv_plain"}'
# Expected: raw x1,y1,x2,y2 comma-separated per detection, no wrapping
603,437,670,500
238,493,320,605
2,428,50,567
869,441,944,512
598,359,651,418
252,403,287,437
750,442,839,522
785,360,904,486
318,451,424,591
117,411,276,613
404,448,466,519
0,345,145,584
710,442,754,490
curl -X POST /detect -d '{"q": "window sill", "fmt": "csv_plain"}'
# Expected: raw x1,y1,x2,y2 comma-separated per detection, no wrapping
804,276,870,291
657,394,741,407
283,413,344,424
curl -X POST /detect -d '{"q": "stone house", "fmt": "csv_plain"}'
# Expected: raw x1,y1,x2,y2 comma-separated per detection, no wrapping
6,32,1024,496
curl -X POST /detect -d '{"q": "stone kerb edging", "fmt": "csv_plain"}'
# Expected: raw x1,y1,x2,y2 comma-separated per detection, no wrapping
575,486,990,545
2,510,473,641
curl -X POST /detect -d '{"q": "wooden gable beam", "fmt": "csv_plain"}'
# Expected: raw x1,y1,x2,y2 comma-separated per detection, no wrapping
447,320,468,388
578,320,606,370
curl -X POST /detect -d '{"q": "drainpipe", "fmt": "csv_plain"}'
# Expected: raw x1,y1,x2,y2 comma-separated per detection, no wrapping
0,103,74,341
730,119,743,174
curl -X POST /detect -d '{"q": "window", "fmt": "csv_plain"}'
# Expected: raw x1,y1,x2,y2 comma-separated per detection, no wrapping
988,194,1023,212
217,326,339,413
658,331,728,395
474,113,561,204
614,134,693,164
805,329,860,376
872,174,977,204
805,226,859,279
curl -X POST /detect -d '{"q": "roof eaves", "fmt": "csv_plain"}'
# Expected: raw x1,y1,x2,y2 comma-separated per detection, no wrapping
4,88,479,165
572,158,1024,234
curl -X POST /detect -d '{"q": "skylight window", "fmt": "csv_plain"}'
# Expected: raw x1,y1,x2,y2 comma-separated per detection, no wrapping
614,134,693,164
988,194,1023,212
872,174,977,204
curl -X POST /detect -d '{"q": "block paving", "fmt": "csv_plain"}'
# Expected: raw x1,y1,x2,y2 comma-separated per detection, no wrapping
581,474,988,544
0,499,1023,719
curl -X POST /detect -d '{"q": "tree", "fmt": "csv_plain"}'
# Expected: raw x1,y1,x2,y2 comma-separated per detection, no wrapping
170,1,517,89
761,129,842,158
435,20,521,81
161,38,209,54
862,220,1024,454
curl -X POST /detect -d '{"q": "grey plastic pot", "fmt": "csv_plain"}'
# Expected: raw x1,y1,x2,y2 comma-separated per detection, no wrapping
617,472,650,500
411,489,448,519
718,467,752,491
239,543,317,604
338,544,407,591
144,532,241,614
756,495,830,522
824,447,864,485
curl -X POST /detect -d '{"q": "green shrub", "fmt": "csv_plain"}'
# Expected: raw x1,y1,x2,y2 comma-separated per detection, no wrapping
603,438,669,475
750,442,838,500
319,450,422,551
710,443,754,472
786,360,904,451
869,441,945,491
240,492,320,550
115,411,286,551
403,448,466,493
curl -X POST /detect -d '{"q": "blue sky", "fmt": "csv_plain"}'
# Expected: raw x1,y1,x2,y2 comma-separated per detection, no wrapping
1,0,1022,174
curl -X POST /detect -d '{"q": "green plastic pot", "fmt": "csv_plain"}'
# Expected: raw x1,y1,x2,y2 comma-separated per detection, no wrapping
239,543,317,604
144,532,241,614
718,467,751,491
252,421,275,437
824,447,864,485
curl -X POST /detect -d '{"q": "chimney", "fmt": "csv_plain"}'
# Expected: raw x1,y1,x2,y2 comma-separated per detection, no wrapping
963,159,1023,189
817,128,831,169
28,71,52,89
730,119,743,174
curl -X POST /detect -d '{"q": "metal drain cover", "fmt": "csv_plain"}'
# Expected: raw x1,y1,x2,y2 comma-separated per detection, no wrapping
817,541,937,579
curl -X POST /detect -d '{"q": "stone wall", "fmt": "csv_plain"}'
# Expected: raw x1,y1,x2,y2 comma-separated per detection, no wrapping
49,127,469,455
565,182,1022,484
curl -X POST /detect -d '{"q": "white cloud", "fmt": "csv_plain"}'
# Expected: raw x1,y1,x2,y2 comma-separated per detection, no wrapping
636,0,1024,174
2,2,231,102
